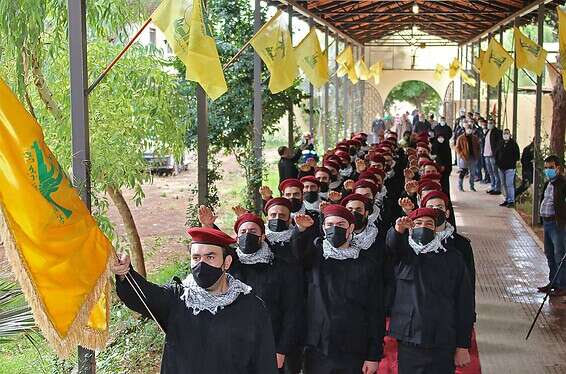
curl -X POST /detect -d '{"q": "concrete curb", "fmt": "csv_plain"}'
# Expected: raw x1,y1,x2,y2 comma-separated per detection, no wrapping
511,208,544,250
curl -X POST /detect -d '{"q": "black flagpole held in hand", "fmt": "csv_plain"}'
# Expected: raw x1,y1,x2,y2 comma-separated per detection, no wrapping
525,250,566,340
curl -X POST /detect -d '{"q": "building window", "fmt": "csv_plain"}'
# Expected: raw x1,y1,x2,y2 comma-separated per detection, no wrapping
164,40,172,54
149,27,156,45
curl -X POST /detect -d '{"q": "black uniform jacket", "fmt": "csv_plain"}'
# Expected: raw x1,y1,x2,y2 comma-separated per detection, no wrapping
116,270,278,374
386,228,474,349
294,233,385,362
229,249,304,355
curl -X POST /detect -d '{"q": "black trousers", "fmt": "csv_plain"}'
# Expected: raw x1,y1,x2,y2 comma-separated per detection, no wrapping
398,342,456,374
303,348,363,374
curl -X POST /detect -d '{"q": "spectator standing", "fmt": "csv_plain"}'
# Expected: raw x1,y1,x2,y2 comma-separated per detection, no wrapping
431,119,453,195
494,129,520,207
516,140,534,197
483,119,503,195
413,113,431,134
537,155,566,297
278,146,302,184
476,118,488,184
455,123,481,192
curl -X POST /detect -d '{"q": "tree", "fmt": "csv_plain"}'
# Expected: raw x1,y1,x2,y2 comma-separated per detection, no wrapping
0,2,188,277
384,80,442,114
550,73,566,162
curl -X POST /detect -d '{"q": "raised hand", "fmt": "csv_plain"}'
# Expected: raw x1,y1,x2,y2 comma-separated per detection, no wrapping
259,185,273,200
319,201,331,211
395,216,414,233
355,159,367,173
405,180,419,195
294,214,314,232
232,205,248,218
398,197,415,213
299,164,311,172
403,168,415,180
198,205,217,228
343,179,355,191
328,190,342,202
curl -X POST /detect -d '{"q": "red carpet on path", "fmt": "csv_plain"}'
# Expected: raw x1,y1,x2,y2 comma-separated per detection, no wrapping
378,324,482,374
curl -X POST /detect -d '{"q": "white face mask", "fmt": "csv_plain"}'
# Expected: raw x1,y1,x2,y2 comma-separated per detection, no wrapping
437,137,445,143
503,134,511,141
439,121,446,126
465,129,473,135
488,123,494,130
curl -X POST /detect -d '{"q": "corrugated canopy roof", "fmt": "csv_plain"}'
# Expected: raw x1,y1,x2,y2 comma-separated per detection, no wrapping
268,0,562,45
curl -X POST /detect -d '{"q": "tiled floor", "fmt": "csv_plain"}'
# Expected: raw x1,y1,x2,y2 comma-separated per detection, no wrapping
452,176,566,373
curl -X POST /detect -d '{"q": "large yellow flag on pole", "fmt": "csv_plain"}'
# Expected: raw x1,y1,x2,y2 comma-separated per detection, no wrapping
250,10,298,94
0,78,111,357
336,46,358,84
355,59,371,81
558,6,566,88
449,58,461,79
369,61,383,85
480,38,513,87
473,50,485,74
434,64,445,81
152,0,228,100
295,28,329,89
460,70,477,87
514,27,547,76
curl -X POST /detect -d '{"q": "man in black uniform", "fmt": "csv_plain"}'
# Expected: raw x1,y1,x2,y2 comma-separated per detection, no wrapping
293,205,384,374
230,213,304,373
111,227,278,374
386,208,474,374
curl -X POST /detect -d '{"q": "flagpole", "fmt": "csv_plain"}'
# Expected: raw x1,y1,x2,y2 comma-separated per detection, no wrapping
222,39,253,71
87,17,153,94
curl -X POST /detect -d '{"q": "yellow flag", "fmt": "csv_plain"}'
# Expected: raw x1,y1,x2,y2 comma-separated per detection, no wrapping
559,7,566,88
295,28,329,89
355,59,371,80
449,58,461,79
0,78,111,357
336,46,358,84
369,61,383,85
473,50,485,73
250,10,298,93
514,27,547,76
152,0,227,100
434,64,445,80
460,70,477,87
480,38,513,87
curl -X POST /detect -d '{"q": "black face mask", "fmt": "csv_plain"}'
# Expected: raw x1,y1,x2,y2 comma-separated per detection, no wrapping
349,148,357,156
304,191,319,203
411,227,436,245
364,200,374,213
238,233,262,254
330,174,338,182
341,163,350,170
192,261,224,289
268,218,289,232
432,209,447,227
353,211,367,230
325,225,349,248
319,182,329,193
289,198,303,212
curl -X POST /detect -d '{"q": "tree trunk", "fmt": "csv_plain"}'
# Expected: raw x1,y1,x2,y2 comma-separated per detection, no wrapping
24,47,64,123
106,187,147,278
550,76,566,163
21,51,37,119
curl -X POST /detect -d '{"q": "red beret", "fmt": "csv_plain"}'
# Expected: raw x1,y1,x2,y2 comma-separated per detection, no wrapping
315,166,331,176
354,179,378,196
300,175,320,187
187,227,236,246
380,140,394,148
370,154,386,164
264,197,292,214
322,204,354,225
353,134,364,141
418,180,442,194
418,160,437,167
335,150,351,162
326,155,342,164
323,160,340,171
279,178,303,193
359,132,368,138
409,207,439,222
420,172,442,181
337,141,348,147
358,171,378,184
341,193,370,207
335,146,349,153
234,213,265,234
420,191,450,208
367,167,386,179
416,142,430,149
349,139,362,147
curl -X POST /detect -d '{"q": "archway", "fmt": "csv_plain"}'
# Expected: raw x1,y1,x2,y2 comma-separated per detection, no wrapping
383,80,443,117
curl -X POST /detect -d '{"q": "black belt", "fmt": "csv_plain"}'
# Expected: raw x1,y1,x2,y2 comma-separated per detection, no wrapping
542,216,556,222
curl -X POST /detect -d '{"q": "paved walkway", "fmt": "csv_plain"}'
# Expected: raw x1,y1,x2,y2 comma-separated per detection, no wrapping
452,176,566,373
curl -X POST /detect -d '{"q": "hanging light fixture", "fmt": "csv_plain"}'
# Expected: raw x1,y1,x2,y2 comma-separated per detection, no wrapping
412,2,419,14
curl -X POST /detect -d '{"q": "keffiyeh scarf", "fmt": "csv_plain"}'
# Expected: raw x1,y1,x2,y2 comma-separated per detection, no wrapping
322,239,362,260
236,241,274,265
408,230,446,255
181,274,252,315
351,220,379,250
265,227,294,244
437,223,455,242
303,198,321,211
339,165,353,178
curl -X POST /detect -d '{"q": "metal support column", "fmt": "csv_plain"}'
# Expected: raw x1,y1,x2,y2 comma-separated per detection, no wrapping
360,46,365,132
252,0,263,212
323,27,329,152
497,26,504,127
459,46,463,108
532,3,545,226
334,38,340,144
68,0,93,370
512,20,519,139
486,35,491,119
196,87,208,206
475,41,481,113
343,44,350,139
308,19,315,137
287,5,294,148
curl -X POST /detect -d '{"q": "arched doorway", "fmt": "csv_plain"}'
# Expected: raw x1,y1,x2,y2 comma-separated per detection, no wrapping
443,81,455,127
363,82,384,132
383,80,442,117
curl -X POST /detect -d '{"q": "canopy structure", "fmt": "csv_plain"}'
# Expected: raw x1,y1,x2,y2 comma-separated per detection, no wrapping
269,0,563,45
